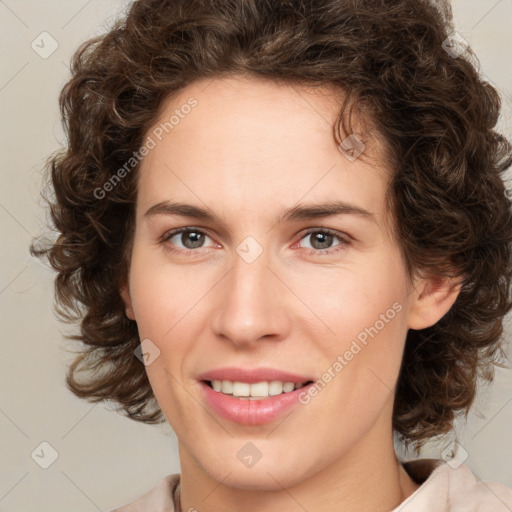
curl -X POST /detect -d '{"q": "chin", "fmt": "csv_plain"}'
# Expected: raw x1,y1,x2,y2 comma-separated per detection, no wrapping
211,464,305,492
192,443,315,491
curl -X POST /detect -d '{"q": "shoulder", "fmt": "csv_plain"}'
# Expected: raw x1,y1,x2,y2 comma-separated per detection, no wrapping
110,473,180,512
394,458,512,512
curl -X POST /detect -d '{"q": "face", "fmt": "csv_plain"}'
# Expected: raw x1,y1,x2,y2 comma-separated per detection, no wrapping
121,76,431,490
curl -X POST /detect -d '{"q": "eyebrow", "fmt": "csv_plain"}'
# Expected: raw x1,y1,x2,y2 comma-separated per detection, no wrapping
143,200,375,224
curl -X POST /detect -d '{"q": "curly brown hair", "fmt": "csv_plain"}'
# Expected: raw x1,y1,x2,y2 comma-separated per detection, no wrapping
30,0,512,449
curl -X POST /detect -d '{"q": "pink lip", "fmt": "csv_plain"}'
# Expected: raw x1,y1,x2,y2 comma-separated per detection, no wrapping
199,381,314,425
197,367,314,384
197,367,315,426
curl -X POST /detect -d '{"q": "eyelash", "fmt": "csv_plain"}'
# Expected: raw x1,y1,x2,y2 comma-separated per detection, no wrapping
159,227,350,257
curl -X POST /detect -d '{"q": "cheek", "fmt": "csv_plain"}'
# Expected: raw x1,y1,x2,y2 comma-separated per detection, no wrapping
127,244,215,406
309,256,410,403
128,244,202,339
303,257,408,346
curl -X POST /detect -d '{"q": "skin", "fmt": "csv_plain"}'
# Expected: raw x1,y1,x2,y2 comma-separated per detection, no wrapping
121,75,460,512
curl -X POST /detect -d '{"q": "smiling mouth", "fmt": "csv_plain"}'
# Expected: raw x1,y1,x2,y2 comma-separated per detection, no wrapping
203,379,314,400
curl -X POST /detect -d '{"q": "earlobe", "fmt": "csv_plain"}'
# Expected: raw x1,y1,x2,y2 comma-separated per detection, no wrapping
120,284,136,321
407,274,462,330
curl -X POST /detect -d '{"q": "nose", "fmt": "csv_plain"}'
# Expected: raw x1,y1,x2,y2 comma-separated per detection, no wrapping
211,245,292,348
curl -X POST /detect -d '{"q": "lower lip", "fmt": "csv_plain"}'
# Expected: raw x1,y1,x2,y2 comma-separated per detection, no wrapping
199,381,312,426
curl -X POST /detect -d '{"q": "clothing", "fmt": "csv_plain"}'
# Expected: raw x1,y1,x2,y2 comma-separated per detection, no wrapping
111,458,512,511
392,458,512,511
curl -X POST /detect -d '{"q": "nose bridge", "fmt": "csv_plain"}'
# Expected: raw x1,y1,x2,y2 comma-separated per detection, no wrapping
212,239,289,345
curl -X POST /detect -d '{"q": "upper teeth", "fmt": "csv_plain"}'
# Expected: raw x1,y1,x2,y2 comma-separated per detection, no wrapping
210,380,305,399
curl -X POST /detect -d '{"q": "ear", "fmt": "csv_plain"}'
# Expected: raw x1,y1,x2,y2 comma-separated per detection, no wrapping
407,274,462,330
120,284,136,321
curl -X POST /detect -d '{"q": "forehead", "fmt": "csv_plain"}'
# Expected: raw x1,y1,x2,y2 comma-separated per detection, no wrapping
136,76,392,226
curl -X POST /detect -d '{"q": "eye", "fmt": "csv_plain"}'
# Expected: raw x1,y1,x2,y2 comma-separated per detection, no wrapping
160,227,217,253
296,228,350,256
160,227,350,257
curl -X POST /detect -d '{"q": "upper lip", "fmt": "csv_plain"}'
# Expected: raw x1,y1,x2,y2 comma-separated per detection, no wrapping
197,367,314,384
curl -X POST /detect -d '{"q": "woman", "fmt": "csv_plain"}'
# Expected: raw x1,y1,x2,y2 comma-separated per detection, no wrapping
31,0,512,510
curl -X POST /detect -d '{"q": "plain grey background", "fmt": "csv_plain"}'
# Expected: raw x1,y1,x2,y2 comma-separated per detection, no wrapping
1,1,511,511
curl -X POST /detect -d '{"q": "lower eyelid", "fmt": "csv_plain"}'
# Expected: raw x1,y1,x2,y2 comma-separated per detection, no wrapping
297,238,349,256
